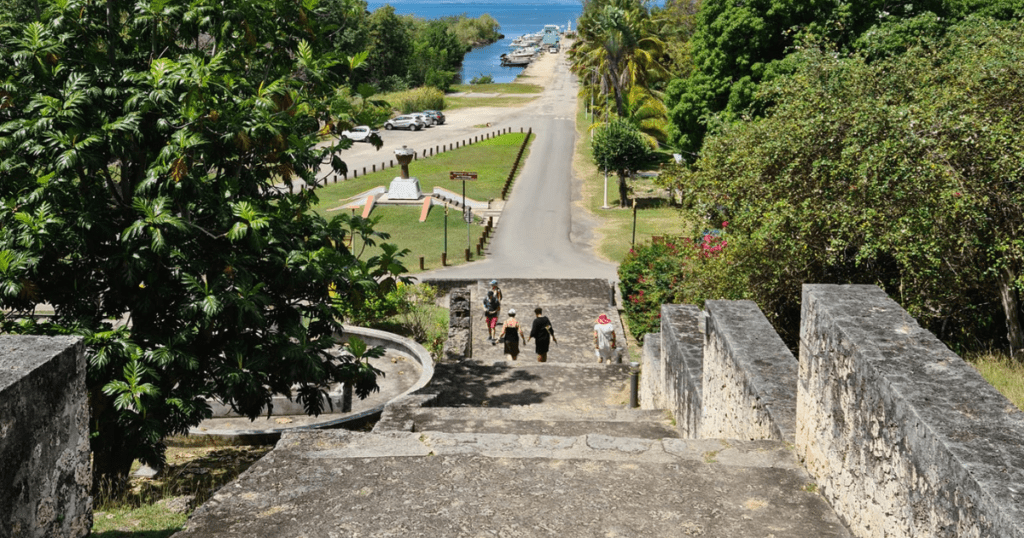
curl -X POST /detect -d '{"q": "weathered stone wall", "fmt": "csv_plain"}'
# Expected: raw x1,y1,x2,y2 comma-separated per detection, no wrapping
639,305,703,438
798,284,1024,538
663,305,704,438
0,335,92,538
702,300,798,443
443,288,472,360
639,334,663,411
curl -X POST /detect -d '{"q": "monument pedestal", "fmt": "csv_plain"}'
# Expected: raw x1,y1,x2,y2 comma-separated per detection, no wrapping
388,177,422,200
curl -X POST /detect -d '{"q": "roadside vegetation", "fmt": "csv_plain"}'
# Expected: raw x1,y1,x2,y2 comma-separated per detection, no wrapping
570,0,1024,400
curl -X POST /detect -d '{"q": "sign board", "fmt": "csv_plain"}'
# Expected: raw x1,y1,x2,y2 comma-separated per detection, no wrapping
449,171,478,181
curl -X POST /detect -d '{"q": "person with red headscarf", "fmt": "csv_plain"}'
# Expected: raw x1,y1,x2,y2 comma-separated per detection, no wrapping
594,314,617,363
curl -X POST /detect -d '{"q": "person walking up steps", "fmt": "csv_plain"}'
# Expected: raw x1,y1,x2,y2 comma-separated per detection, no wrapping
527,307,556,362
499,308,525,361
483,280,502,344
594,313,617,363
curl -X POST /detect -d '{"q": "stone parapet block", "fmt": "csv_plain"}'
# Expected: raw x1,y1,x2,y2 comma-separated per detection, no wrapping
660,304,704,438
798,284,1024,538
639,333,662,410
702,300,798,443
0,335,92,538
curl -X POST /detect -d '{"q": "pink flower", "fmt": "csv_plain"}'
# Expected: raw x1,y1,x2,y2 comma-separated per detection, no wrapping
722,221,729,227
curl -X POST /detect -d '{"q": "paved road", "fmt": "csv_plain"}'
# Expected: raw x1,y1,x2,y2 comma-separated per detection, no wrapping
415,55,619,282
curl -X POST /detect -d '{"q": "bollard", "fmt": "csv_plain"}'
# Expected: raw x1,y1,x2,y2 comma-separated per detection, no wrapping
419,256,425,270
362,167,366,175
629,362,639,407
476,244,482,256
372,164,376,172
441,252,447,266
390,159,394,168
465,248,470,261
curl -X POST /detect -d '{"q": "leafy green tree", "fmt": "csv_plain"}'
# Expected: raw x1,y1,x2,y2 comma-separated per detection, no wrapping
408,19,464,90
319,0,371,64
364,4,413,90
663,17,1024,350
449,13,502,47
592,118,652,207
0,0,41,25
0,0,407,489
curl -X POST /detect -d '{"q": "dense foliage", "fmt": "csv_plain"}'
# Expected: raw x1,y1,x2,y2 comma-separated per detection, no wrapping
0,0,410,488
664,0,1024,157
654,17,1024,350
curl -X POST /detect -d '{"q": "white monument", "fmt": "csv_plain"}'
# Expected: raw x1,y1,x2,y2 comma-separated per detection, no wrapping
387,146,422,200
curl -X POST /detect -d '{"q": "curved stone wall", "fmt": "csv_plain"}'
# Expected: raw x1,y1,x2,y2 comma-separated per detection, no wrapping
185,326,435,444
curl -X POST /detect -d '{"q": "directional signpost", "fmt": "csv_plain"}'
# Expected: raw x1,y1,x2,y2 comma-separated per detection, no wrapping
450,171,478,253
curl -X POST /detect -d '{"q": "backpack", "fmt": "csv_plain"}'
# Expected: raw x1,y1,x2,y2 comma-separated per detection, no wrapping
483,290,499,312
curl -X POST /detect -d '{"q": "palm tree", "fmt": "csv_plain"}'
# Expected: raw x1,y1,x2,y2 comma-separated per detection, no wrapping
569,0,669,118
589,85,669,149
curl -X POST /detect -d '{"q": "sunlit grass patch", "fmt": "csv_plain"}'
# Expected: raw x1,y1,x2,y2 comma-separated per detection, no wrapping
965,351,1024,410
444,96,537,110
449,82,543,94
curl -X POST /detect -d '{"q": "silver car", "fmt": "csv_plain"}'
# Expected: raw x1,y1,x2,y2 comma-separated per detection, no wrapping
384,115,426,131
410,112,434,127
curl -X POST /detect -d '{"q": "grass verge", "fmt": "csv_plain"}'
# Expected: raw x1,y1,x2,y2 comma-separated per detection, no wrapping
92,445,272,537
310,132,534,273
444,96,537,110
449,82,544,94
965,351,1024,410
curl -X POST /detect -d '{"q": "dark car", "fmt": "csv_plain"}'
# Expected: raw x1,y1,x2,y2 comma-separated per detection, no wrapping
422,110,445,125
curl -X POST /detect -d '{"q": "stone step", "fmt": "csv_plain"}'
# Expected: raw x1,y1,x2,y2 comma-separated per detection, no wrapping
428,360,634,409
375,405,678,439
173,430,851,538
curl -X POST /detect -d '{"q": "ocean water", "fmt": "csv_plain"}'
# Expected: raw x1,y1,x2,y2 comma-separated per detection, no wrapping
366,1,584,83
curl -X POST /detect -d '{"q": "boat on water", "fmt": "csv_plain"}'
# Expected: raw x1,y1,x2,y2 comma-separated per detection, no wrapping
500,26,561,67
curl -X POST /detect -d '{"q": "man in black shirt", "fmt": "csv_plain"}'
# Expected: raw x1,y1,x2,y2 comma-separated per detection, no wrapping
527,307,557,362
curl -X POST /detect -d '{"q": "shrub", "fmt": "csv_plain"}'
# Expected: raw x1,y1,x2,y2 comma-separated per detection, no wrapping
381,86,446,113
618,225,743,342
470,74,494,84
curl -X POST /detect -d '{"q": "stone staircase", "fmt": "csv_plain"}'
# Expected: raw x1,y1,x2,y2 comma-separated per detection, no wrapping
175,357,851,537
173,280,851,537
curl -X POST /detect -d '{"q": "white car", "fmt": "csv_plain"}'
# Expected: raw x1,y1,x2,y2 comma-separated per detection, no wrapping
341,125,379,142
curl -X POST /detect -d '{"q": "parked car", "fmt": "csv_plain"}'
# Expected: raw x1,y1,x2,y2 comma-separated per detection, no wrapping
384,115,425,131
422,110,445,125
340,125,379,142
410,112,434,127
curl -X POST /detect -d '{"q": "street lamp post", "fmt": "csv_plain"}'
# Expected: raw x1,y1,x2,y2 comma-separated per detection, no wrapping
602,167,609,209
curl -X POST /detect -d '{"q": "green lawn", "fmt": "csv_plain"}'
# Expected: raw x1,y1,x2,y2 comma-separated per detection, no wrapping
449,82,544,94
311,132,534,273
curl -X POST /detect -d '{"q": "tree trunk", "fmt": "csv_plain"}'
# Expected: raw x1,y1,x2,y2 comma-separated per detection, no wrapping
89,386,135,496
618,170,629,208
998,266,1024,357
